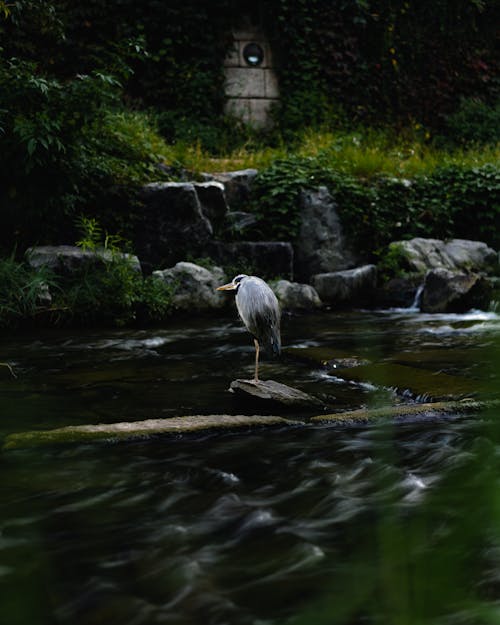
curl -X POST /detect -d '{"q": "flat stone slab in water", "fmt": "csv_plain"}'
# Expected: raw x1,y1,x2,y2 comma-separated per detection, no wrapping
229,379,325,410
3,399,497,450
310,399,492,424
3,414,298,450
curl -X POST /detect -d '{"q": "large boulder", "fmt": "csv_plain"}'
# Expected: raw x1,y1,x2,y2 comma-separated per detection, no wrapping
273,280,322,311
152,262,227,312
312,265,378,307
295,186,356,281
206,169,258,210
208,241,294,280
393,238,498,274
26,245,142,275
136,182,213,269
420,268,493,313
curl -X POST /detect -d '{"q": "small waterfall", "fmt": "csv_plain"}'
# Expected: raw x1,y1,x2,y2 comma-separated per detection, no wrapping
409,283,424,311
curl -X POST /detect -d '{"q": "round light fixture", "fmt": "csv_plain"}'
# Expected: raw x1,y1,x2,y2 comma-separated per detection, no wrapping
243,42,264,67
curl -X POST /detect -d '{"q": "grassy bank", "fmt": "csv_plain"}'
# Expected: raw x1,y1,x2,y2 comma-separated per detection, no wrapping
1,105,499,329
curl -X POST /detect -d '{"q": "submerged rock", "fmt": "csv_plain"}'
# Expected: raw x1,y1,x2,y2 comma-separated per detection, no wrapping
229,379,326,411
332,360,478,400
153,262,227,312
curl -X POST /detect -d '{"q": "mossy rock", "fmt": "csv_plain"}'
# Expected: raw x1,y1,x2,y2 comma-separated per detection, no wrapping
284,346,369,369
3,399,498,451
310,398,495,424
3,414,299,450
332,361,478,399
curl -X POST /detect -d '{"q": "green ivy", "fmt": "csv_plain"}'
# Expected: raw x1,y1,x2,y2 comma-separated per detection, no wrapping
251,158,500,256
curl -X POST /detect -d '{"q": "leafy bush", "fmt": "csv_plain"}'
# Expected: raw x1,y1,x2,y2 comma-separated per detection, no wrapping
445,98,500,146
0,256,57,327
57,257,174,326
56,217,175,326
0,57,171,252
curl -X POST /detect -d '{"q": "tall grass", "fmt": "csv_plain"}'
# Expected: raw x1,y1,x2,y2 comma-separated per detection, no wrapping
161,125,500,178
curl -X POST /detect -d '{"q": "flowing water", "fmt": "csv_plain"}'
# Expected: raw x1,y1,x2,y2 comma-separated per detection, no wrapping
1,308,500,625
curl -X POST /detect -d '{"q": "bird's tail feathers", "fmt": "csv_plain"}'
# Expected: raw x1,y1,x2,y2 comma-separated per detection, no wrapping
270,334,281,358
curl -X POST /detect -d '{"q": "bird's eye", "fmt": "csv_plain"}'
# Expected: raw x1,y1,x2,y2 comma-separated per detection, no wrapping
233,274,246,285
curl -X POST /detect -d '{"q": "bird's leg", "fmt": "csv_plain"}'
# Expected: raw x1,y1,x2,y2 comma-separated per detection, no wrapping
253,338,260,383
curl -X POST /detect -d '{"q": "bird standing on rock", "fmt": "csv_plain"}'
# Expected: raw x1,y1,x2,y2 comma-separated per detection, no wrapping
217,274,281,383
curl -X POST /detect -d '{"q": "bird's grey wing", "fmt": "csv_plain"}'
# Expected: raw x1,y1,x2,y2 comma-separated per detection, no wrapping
236,279,281,355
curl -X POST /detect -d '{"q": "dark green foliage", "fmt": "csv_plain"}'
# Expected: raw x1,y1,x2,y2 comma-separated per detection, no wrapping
252,159,500,256
57,217,176,326
0,0,498,271
58,259,174,326
2,1,499,136
157,111,265,155
0,255,57,327
0,219,176,328
445,98,500,147
0,55,170,253
250,157,320,240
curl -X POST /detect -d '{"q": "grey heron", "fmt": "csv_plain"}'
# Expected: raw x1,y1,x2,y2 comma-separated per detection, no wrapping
217,274,281,383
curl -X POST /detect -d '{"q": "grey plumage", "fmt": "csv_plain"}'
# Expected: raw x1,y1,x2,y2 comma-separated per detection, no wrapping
216,273,281,382
235,276,281,356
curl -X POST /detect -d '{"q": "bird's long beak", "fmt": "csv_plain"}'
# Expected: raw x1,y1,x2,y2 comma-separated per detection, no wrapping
216,281,237,291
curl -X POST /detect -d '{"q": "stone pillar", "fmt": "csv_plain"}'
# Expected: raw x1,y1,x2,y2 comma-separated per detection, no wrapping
224,24,279,128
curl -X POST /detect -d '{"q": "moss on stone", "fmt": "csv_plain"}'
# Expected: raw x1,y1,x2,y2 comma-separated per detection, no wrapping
2,414,299,450
310,398,494,423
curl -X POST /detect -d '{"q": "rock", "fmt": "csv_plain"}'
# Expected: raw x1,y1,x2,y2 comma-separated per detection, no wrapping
26,245,142,276
3,414,299,450
136,182,213,269
310,399,495,425
207,169,258,210
273,280,322,310
375,276,423,309
332,360,478,400
208,241,294,280
295,186,356,281
192,181,229,235
4,400,497,449
420,268,493,313
225,211,259,237
153,262,227,312
393,238,498,274
36,282,53,306
312,264,378,307
229,379,325,412
285,346,369,369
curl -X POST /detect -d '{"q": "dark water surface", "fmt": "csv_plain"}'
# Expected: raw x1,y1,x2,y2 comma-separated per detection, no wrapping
1,308,500,625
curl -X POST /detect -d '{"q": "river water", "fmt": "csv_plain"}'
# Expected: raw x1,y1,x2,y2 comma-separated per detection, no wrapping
1,307,500,625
